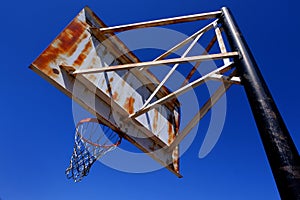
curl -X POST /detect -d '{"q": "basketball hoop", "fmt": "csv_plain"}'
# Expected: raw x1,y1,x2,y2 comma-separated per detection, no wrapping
65,118,122,182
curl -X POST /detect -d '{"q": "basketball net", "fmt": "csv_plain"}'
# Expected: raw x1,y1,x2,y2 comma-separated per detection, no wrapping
65,118,122,182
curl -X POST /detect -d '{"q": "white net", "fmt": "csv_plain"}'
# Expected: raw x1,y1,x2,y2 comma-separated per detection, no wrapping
65,118,122,182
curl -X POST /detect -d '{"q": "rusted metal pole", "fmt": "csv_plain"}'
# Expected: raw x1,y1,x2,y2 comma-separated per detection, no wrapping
220,7,300,199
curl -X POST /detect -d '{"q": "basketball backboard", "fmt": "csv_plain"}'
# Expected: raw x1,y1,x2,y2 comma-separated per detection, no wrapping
30,6,181,177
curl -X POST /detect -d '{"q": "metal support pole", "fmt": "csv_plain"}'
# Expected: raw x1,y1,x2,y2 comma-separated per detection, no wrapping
221,7,300,199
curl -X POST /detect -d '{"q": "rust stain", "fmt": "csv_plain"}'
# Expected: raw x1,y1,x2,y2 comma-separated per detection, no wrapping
174,160,179,172
172,147,179,172
168,122,173,144
88,74,97,82
59,19,87,57
87,63,94,69
168,115,175,145
174,112,180,134
112,92,119,100
106,87,112,95
124,97,135,114
73,40,92,66
33,51,59,78
91,56,98,67
152,109,158,132
33,17,88,77
109,77,114,83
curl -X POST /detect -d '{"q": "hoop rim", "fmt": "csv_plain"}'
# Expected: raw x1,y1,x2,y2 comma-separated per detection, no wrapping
76,118,122,148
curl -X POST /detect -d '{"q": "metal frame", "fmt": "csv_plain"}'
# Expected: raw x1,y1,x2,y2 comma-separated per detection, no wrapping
31,6,299,196
70,7,299,197
69,13,241,152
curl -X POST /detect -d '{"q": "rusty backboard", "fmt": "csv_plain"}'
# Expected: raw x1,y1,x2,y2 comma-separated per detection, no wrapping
30,6,181,177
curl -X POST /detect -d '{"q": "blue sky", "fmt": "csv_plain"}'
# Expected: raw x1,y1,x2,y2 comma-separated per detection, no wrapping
0,0,298,199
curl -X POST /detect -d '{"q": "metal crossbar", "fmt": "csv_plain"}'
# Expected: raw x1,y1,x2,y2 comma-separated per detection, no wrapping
71,52,238,75
168,69,239,151
129,61,235,119
144,19,218,65
96,11,222,33
140,27,205,110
